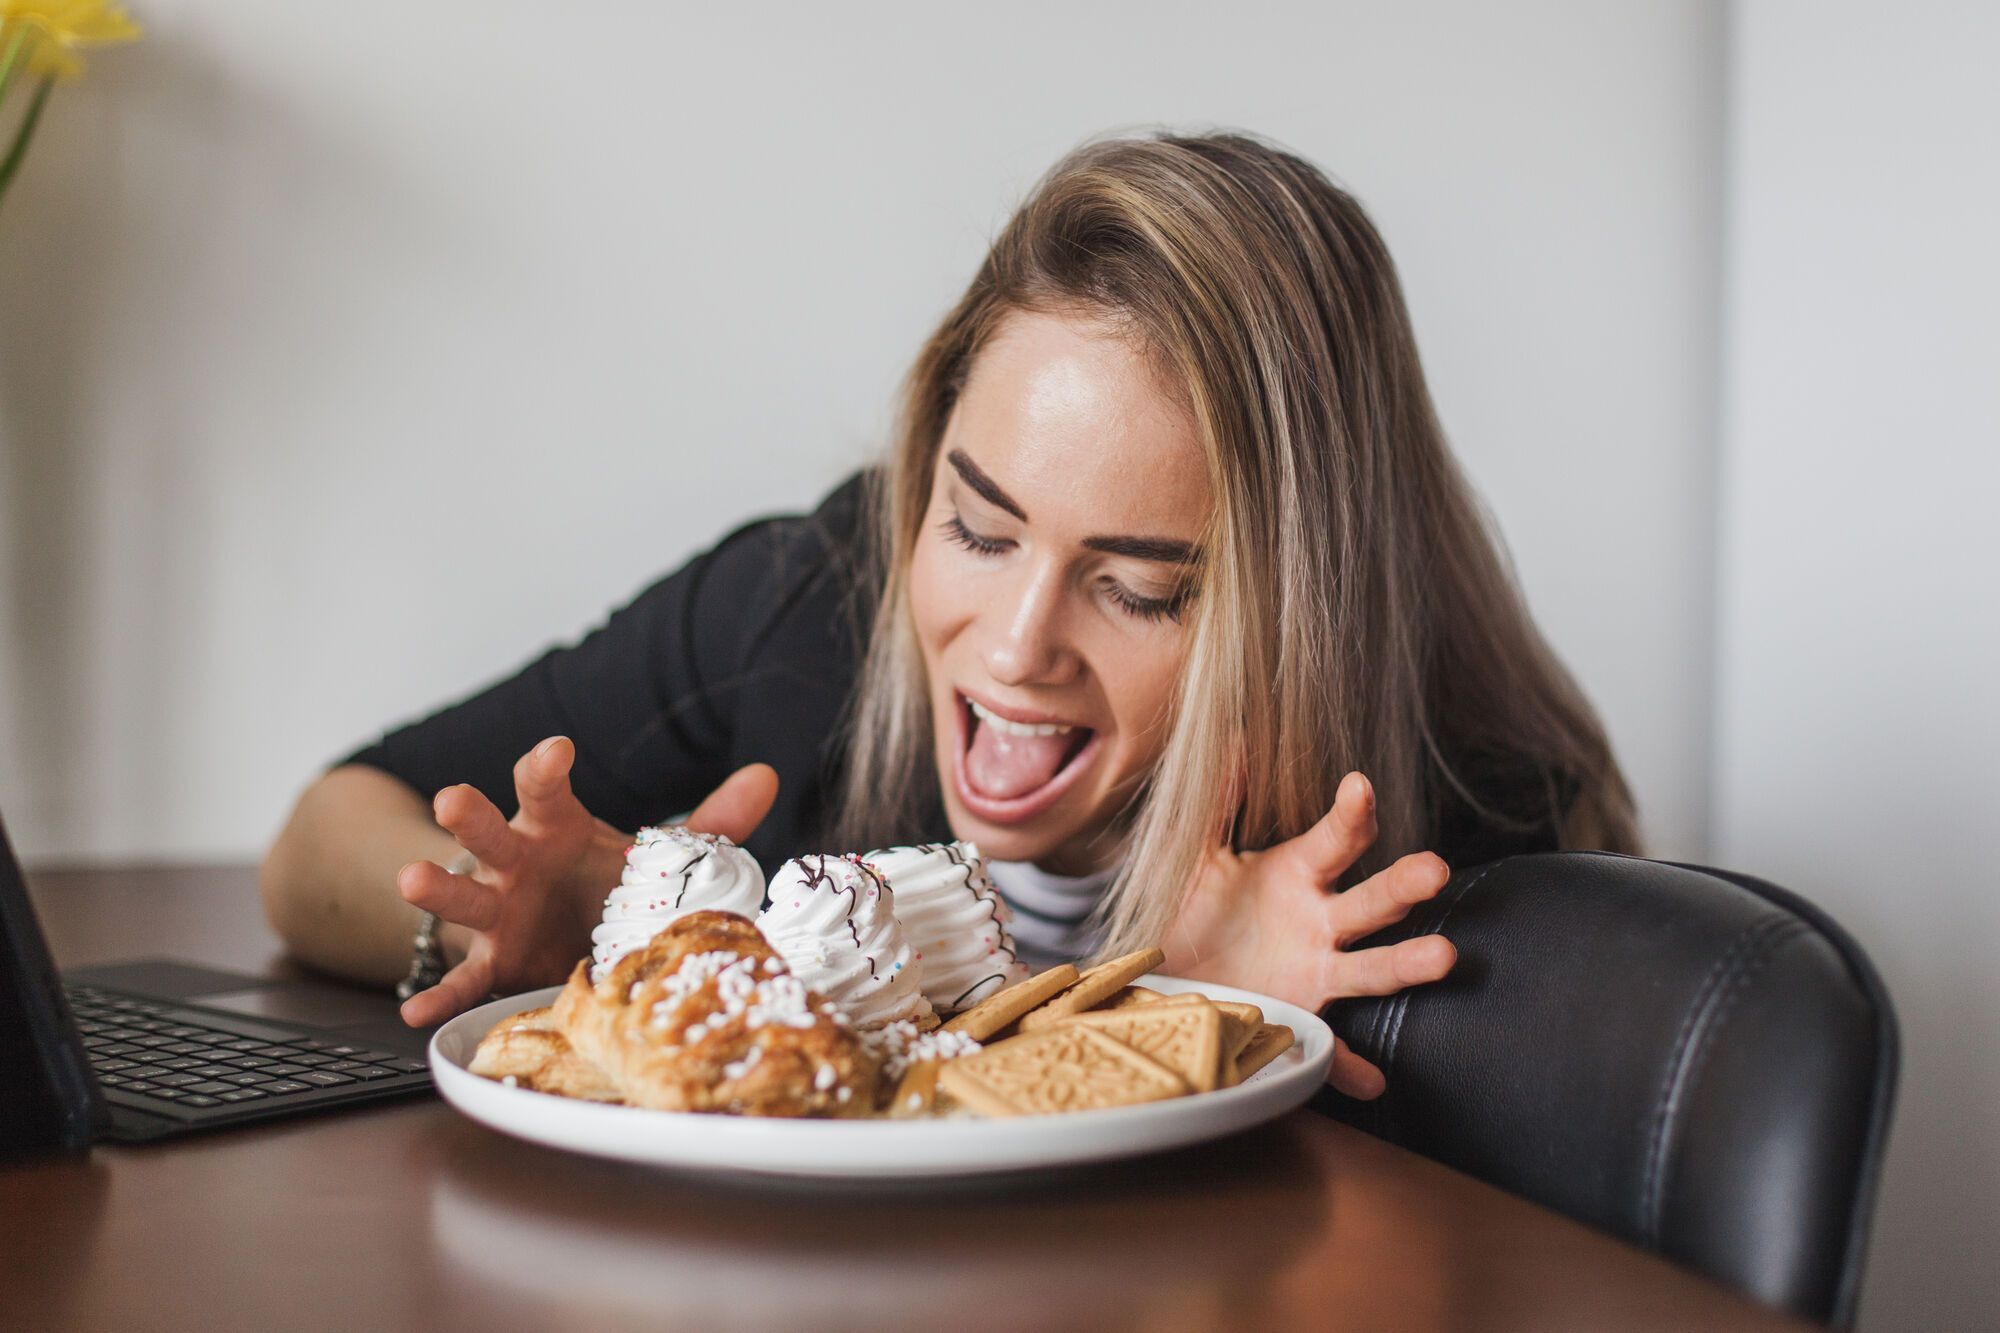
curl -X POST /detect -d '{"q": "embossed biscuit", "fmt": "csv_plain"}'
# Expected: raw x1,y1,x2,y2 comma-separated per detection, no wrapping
1066,999,1225,1092
1228,1023,1296,1084
939,1024,1189,1116
942,964,1079,1040
1017,948,1167,1031
1097,985,1168,1010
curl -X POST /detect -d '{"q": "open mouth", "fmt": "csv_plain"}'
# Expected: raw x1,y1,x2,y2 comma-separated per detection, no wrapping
951,690,1101,824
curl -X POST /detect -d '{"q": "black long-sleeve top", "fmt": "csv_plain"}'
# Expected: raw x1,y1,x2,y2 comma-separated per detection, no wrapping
342,472,1562,878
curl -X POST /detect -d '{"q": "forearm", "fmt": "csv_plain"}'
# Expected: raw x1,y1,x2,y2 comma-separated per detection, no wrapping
259,764,463,987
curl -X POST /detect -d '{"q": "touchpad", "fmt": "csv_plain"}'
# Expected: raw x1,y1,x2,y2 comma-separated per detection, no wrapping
194,983,401,1029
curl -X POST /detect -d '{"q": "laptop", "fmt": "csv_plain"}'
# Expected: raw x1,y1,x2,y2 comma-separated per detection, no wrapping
0,811,434,1151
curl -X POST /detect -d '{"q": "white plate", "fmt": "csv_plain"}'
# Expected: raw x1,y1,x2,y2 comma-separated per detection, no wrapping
429,974,1334,1180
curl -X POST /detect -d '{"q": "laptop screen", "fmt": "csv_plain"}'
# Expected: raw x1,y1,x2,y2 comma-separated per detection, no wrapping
0,813,106,1155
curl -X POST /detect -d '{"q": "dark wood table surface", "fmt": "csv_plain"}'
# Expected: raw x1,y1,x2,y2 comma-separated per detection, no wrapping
2,865,1810,1332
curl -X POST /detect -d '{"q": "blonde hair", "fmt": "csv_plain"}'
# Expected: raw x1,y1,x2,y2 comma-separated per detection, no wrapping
831,130,1638,954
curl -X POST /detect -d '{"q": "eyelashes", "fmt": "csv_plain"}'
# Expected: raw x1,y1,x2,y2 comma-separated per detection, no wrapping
937,513,1192,624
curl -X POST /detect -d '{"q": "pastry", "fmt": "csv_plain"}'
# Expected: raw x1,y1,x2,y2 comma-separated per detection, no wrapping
589,826,765,983
756,854,935,1030
469,1020,623,1102
863,841,1028,1013
559,910,878,1116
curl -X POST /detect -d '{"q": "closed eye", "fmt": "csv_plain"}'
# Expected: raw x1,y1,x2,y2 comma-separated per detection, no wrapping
939,513,1011,557
1104,580,1192,624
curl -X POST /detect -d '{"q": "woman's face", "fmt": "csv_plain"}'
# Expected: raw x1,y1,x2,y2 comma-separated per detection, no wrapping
908,308,1212,874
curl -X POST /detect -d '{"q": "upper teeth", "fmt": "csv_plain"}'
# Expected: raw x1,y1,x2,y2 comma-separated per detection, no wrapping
970,700,1074,738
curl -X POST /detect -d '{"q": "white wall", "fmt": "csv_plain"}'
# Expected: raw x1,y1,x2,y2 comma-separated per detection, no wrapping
1715,5,2000,1328
0,1,1725,867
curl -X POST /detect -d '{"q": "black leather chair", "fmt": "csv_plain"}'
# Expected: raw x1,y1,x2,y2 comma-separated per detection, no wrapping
1320,852,1898,1327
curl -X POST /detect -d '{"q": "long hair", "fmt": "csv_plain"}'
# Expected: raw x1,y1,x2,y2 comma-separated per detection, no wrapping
830,129,1639,954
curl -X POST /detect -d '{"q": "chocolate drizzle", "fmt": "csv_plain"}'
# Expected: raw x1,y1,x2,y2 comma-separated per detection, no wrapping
949,973,1010,1010
670,845,713,909
793,853,880,979
933,841,1022,969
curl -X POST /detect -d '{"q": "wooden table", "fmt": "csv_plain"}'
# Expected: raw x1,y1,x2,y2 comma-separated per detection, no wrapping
2,866,1809,1332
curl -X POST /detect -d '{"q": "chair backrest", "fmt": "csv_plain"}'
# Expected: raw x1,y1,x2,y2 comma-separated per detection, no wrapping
1321,852,1898,1327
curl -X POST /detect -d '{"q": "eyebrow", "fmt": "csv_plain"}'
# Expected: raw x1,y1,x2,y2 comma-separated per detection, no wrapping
945,448,1203,566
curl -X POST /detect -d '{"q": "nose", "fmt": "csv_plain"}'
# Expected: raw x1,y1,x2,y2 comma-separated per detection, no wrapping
982,557,1082,688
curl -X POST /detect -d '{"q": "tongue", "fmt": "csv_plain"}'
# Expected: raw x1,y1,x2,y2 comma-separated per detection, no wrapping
965,722,1079,800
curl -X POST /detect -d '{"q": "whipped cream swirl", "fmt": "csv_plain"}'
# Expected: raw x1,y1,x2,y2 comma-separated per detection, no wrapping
865,841,1028,1012
589,827,765,983
756,853,934,1030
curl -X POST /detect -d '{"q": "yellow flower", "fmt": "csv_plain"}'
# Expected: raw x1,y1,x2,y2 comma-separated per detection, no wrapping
0,0,142,81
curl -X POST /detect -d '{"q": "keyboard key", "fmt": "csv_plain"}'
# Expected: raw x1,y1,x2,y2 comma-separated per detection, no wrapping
345,1065,398,1081
155,1073,204,1088
131,1035,175,1049
162,1026,207,1039
262,1064,311,1078
185,1081,237,1095
96,1043,143,1058
219,1038,267,1052
157,1057,205,1071
323,1046,368,1058
94,1059,137,1074
160,1042,209,1056
241,1044,300,1059
219,1088,266,1102
287,1053,336,1067
150,1087,189,1100
223,1072,276,1086
261,1080,311,1095
180,1095,222,1107
383,1060,430,1074
286,1039,339,1050
296,1071,355,1087
223,1056,277,1069
98,1074,130,1088
189,1064,242,1079
325,1062,380,1075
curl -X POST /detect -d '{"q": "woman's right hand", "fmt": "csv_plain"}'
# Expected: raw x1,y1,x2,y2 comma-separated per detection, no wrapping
394,736,779,1027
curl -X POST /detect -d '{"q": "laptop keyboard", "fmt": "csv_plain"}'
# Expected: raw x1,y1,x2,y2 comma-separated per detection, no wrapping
66,984,430,1121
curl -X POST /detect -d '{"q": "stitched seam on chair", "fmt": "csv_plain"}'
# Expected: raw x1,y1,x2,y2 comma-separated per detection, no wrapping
1379,858,1507,1093
1637,914,1786,1239
1639,915,1804,1245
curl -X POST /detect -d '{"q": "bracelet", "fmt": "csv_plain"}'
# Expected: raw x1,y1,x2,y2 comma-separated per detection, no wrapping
396,850,474,1002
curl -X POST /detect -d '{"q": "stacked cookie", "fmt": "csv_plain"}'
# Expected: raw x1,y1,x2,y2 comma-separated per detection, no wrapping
914,948,1296,1117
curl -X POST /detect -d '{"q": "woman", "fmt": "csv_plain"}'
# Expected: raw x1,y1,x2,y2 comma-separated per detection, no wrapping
261,131,1638,1099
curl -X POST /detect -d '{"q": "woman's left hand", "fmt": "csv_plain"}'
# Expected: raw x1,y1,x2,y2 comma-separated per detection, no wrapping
1162,770,1457,1100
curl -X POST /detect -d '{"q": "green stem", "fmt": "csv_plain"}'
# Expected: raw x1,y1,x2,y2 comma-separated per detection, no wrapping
0,76,54,210
0,27,33,108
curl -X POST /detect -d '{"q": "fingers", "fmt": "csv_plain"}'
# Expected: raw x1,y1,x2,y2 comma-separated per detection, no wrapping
1329,851,1452,946
1287,771,1379,887
686,763,780,844
398,954,494,1028
398,858,500,931
513,735,582,832
1325,1037,1387,1100
1326,933,1458,1001
433,783,520,871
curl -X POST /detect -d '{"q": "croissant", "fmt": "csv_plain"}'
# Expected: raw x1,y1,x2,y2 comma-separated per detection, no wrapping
546,910,879,1117
467,1006,623,1102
